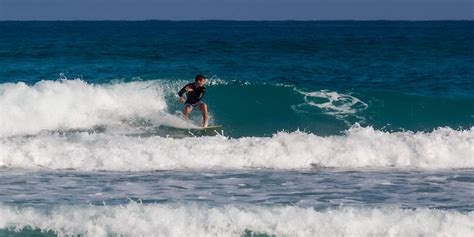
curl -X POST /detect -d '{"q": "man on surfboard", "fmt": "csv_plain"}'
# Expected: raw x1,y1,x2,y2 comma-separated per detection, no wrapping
178,74,209,127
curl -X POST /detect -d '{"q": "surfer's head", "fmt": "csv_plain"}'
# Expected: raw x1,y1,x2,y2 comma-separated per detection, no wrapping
195,74,206,87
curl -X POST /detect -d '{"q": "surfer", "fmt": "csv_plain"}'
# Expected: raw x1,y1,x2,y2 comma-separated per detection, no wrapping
178,74,209,127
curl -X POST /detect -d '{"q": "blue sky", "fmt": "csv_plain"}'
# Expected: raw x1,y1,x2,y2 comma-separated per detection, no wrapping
0,0,472,20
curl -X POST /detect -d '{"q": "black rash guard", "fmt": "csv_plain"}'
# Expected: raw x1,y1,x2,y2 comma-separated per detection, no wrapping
178,83,206,105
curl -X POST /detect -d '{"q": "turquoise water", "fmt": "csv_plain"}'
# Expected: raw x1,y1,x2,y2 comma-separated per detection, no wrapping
0,21,473,236
1,21,472,137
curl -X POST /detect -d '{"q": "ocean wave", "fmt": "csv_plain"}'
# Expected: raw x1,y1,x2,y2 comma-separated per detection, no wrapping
0,79,371,137
0,203,472,237
0,79,179,137
0,78,256,138
1,126,472,171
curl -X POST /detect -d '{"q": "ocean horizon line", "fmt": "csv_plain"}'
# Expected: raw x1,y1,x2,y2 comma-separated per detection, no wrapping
1,19,473,22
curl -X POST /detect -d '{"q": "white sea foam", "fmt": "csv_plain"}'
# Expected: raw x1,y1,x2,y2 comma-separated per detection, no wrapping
0,203,472,237
0,79,199,137
292,89,368,121
1,126,472,171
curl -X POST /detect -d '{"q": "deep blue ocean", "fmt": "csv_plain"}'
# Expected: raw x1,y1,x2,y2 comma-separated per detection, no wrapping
0,21,473,236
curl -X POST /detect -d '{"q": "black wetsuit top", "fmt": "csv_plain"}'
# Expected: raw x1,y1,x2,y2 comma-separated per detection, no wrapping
178,83,206,105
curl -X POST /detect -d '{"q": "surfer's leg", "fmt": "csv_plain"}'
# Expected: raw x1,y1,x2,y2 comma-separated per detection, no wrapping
183,105,192,120
199,103,209,127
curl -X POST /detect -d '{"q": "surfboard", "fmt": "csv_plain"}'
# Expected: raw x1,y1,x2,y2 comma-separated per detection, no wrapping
194,125,224,131
185,125,224,136
150,124,224,137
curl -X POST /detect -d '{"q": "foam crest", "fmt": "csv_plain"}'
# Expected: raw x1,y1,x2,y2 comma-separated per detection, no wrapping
0,79,174,137
1,126,472,171
0,204,472,237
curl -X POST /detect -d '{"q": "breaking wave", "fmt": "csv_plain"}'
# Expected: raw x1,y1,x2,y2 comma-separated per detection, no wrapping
1,79,472,171
0,79,196,137
0,203,472,237
1,126,472,171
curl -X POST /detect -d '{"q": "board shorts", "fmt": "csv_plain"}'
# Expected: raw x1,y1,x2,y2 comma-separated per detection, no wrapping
185,101,205,109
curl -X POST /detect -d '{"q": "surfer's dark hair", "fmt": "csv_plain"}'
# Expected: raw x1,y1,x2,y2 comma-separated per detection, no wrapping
195,74,206,82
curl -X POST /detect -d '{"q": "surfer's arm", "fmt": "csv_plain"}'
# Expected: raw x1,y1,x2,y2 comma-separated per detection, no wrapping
178,84,192,102
178,83,194,96
178,85,187,97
